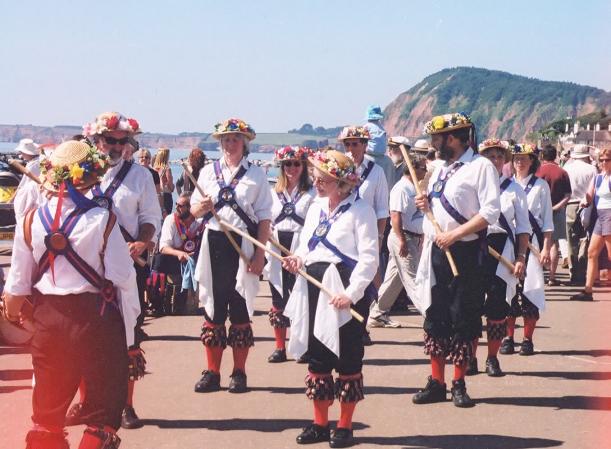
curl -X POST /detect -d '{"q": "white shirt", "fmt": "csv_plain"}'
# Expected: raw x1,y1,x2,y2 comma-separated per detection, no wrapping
159,213,205,251
488,176,531,236
565,159,598,202
5,197,135,297
191,157,272,231
595,174,611,210
13,179,43,220
270,186,316,233
355,156,390,220
425,148,501,241
515,174,554,232
90,159,162,240
389,176,423,234
294,193,379,303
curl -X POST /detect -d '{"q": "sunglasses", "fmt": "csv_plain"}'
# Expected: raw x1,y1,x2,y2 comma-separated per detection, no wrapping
176,203,190,209
283,161,302,168
103,136,130,145
600,159,611,162
313,176,335,185
344,141,362,148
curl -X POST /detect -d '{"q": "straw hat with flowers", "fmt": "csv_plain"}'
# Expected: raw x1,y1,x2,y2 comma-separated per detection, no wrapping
212,118,256,141
309,149,359,185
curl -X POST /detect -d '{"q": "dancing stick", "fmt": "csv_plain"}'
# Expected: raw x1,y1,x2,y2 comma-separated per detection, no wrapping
220,219,364,323
8,159,42,184
399,145,459,276
180,161,249,264
268,234,292,256
488,246,516,273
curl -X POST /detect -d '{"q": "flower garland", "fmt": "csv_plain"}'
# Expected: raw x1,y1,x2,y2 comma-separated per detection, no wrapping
213,118,256,140
40,145,109,188
311,151,358,184
424,112,472,134
275,145,312,162
479,138,510,152
83,112,141,136
338,126,370,141
512,143,538,155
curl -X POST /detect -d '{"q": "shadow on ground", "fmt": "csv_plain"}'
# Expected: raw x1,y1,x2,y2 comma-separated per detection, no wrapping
477,395,611,411
357,434,563,448
0,368,33,381
140,417,368,432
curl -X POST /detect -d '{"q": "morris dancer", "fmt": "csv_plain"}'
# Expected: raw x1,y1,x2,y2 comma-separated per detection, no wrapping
412,113,500,408
283,149,378,448
2,140,137,449
264,146,315,363
191,118,272,393
500,144,552,356
66,112,161,430
470,139,530,376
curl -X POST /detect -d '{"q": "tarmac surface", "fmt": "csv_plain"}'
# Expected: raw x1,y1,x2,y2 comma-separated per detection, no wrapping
1,260,610,449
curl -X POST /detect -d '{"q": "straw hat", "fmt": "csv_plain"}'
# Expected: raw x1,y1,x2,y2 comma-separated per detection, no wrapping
274,146,312,163
478,138,511,157
412,139,430,153
14,138,40,156
571,144,591,159
511,143,538,156
212,118,256,141
40,140,109,192
388,136,410,148
338,126,370,141
309,150,359,184
424,112,473,135
83,112,142,136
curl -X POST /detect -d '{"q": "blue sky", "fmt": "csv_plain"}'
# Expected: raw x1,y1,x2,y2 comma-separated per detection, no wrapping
1,0,609,133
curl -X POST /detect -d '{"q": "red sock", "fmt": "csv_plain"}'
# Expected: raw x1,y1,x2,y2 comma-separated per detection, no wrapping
338,402,357,429
232,347,249,373
126,380,135,407
273,327,287,350
205,346,224,373
488,340,502,357
453,363,467,381
78,378,86,403
506,317,516,338
523,318,537,340
472,338,479,357
78,426,116,449
431,355,445,383
313,399,332,426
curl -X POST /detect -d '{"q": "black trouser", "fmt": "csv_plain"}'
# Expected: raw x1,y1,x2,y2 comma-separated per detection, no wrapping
30,292,128,431
424,240,485,341
482,234,511,321
306,262,372,376
270,230,296,310
205,229,250,325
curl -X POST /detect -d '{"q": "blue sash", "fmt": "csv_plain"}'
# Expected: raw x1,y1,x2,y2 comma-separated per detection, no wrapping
355,160,375,201
522,175,544,246
274,191,305,226
91,160,133,211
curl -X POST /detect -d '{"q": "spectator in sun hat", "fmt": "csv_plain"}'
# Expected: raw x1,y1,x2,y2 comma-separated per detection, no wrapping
363,105,395,186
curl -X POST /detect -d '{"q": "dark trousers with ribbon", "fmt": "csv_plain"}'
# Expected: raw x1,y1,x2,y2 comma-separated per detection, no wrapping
305,262,371,376
424,240,485,341
482,234,511,321
204,229,250,325
30,291,128,431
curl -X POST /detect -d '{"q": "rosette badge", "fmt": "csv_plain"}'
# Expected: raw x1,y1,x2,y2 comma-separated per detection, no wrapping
424,112,473,135
83,112,141,136
212,118,256,141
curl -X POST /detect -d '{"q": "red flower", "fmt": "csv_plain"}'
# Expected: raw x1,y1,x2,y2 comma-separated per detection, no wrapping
127,118,139,132
106,115,119,130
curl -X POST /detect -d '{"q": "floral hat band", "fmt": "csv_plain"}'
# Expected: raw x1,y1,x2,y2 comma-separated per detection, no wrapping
511,143,538,156
212,118,256,141
478,138,510,153
83,112,141,136
309,150,359,185
275,146,312,163
338,126,371,141
40,140,109,192
424,112,473,135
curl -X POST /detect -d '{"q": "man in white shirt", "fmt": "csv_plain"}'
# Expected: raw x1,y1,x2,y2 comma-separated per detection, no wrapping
564,144,598,284
413,113,500,408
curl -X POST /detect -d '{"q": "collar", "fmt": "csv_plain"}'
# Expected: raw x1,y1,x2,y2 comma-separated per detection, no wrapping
220,156,249,172
322,192,356,215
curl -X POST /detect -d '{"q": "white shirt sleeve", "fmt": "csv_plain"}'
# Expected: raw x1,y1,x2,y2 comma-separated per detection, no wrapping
4,215,36,296
251,168,273,222
477,162,501,225
103,215,137,291
137,169,162,235
373,167,390,220
539,181,554,233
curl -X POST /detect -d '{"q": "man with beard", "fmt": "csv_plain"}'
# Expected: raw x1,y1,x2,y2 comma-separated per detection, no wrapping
412,113,500,408
66,112,162,430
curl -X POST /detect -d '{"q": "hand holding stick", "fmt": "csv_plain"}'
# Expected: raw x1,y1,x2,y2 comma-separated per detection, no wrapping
219,219,364,323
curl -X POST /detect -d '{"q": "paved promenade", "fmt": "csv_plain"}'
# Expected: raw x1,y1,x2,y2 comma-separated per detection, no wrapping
1,265,610,449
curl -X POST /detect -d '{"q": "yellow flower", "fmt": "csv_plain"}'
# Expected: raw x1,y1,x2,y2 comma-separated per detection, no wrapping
70,164,84,183
432,116,446,130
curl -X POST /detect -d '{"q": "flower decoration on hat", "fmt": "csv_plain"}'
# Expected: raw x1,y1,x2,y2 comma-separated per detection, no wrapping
478,138,510,153
424,112,473,135
338,126,371,141
275,146,312,163
309,150,359,184
83,112,141,136
511,143,538,155
212,118,256,141
40,141,109,191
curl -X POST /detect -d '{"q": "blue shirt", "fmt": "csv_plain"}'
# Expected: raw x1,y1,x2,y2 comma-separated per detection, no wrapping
364,120,387,155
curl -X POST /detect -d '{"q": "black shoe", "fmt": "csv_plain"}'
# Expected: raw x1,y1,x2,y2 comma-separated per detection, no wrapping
412,376,447,404
329,427,354,448
296,423,330,444
499,337,515,355
296,353,311,364
485,356,504,377
268,348,287,363
519,339,534,356
450,379,475,408
570,291,593,301
362,331,373,346
228,370,248,393
121,405,143,429
194,370,221,393
465,357,478,376
65,402,84,426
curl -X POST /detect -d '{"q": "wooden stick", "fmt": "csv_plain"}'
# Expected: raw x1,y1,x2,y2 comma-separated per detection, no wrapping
268,234,292,256
8,159,42,184
399,145,459,276
180,161,249,264
488,246,515,273
220,219,364,323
